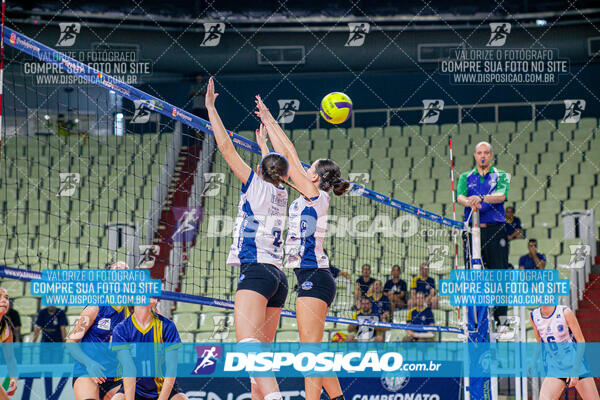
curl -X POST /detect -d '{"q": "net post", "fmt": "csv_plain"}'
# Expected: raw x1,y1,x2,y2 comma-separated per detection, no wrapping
0,0,5,154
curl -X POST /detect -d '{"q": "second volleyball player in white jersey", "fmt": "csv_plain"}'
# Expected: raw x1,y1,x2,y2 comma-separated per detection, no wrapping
530,304,599,400
206,78,288,400
256,96,350,400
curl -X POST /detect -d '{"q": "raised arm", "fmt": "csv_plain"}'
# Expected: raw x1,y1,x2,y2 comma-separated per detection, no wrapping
205,77,252,185
255,96,319,198
256,124,270,157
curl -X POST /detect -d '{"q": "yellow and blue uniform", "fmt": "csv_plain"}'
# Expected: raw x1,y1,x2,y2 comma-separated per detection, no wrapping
112,312,182,399
407,306,435,326
367,293,391,316
73,306,128,376
410,276,435,296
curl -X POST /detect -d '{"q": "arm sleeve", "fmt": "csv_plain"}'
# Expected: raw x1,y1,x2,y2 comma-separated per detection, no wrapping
456,172,468,197
429,278,436,290
515,217,522,229
427,309,435,325
495,170,510,197
240,170,255,193
111,322,130,351
383,280,392,292
400,280,407,292
164,321,182,351
35,311,43,327
518,255,526,267
58,310,68,326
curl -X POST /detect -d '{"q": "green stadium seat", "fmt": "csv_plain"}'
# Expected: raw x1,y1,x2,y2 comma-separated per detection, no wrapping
460,123,477,135
478,122,497,134
556,162,579,175
173,313,198,332
346,128,364,140
569,186,592,201
403,125,420,137
518,153,539,166
440,124,459,135
421,125,439,136
0,280,24,296
555,123,574,135
329,126,347,139
497,121,515,133
13,298,39,316
383,126,401,137
534,212,557,228
276,331,300,342
546,184,568,201
577,117,597,129
179,332,195,342
538,199,560,214
563,199,586,211
536,119,556,131
516,120,535,135
292,129,310,141
237,130,254,139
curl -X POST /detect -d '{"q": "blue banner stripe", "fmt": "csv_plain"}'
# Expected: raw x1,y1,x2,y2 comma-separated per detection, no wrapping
4,26,464,230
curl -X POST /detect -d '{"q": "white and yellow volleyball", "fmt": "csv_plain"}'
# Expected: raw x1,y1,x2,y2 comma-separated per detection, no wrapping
320,92,353,125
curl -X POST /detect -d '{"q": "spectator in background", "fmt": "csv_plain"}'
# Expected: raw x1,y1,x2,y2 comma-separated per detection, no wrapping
384,265,407,311
188,74,208,120
348,297,384,342
354,264,374,308
408,263,439,309
505,206,523,241
403,291,435,342
33,306,68,343
519,239,546,270
6,300,21,342
366,280,391,323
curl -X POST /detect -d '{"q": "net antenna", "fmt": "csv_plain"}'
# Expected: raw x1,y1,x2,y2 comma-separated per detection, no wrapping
0,0,5,153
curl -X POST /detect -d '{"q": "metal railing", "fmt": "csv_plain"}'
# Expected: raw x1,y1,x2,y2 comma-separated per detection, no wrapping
286,100,568,129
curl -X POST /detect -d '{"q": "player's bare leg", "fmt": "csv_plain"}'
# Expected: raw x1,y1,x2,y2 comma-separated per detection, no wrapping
575,377,600,400
539,377,567,400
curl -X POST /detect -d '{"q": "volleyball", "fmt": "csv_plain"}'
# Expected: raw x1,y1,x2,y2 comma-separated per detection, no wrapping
320,92,353,124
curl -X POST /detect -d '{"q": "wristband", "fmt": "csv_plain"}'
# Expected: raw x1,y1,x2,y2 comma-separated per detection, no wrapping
479,195,485,202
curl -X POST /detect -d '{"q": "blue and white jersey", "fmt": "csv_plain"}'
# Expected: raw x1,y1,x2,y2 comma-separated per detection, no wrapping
285,190,330,269
531,305,584,374
227,171,288,268
531,305,574,343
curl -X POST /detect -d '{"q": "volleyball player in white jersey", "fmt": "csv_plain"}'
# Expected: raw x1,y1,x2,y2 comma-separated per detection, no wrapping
206,78,288,400
256,96,349,400
530,304,599,400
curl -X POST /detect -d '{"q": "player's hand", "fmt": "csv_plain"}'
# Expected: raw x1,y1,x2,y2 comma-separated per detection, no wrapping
7,377,17,396
567,377,579,388
205,77,219,109
86,360,106,382
254,95,274,123
256,124,268,149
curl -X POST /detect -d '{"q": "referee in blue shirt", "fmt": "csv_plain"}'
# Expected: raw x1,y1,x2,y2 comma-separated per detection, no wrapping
457,141,510,327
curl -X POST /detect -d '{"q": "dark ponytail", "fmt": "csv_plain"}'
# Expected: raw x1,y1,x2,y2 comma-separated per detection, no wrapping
260,153,289,187
315,159,350,196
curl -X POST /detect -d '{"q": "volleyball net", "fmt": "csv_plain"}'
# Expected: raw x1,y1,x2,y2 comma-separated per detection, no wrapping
0,26,465,336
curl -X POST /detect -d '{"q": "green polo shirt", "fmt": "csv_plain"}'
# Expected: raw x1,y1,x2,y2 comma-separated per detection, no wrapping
456,166,510,223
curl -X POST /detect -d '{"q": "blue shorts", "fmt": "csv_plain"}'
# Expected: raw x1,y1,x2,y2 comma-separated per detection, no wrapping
237,263,288,308
294,268,336,307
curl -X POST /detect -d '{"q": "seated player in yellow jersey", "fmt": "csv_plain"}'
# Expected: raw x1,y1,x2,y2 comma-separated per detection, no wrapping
403,292,435,342
366,280,391,323
112,298,187,400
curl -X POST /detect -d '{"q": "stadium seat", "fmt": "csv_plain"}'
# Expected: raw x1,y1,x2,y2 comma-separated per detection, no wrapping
536,119,556,131
13,298,39,316
383,126,401,137
174,313,199,332
577,117,597,130
516,120,535,135
403,125,420,137
276,331,300,342
478,122,497,134
460,123,477,135
346,128,365,140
